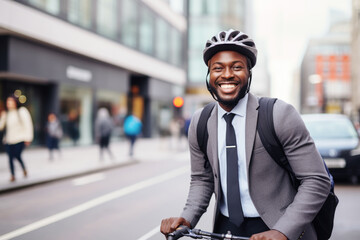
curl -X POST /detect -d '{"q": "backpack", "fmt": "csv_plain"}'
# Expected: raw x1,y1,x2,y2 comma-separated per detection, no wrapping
196,98,339,240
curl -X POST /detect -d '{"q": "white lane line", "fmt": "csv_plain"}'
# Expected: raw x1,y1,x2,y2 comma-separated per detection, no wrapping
72,173,105,186
0,166,189,240
137,225,160,240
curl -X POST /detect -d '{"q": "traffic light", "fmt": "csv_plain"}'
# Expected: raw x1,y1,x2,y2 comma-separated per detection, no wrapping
173,96,184,108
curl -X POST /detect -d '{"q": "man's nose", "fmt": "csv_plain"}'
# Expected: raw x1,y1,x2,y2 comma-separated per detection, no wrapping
222,67,234,79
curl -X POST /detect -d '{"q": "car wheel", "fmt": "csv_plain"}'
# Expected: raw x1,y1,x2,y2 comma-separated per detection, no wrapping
349,175,359,185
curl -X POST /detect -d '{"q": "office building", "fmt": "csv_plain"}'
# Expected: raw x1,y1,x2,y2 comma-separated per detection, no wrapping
0,0,187,147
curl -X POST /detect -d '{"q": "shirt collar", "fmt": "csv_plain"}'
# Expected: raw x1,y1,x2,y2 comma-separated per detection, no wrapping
217,93,248,119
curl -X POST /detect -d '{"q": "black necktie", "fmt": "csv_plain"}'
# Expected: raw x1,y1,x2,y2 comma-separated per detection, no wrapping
224,113,244,227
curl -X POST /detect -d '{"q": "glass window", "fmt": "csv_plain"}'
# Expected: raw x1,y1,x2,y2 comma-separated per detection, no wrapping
189,0,203,15
96,0,118,40
169,0,185,15
120,0,138,48
170,29,182,66
189,0,218,16
68,0,92,29
189,23,218,50
97,90,127,140
155,18,169,61
139,7,154,55
205,0,219,15
188,54,207,82
60,85,93,145
28,0,60,15
221,0,244,17
303,117,358,140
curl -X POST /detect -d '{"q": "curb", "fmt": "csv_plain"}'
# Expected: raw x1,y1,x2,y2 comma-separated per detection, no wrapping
0,159,138,194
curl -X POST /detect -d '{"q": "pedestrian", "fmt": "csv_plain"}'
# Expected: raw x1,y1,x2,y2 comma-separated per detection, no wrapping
123,114,142,156
0,95,34,182
160,29,331,240
95,108,114,160
46,113,63,160
169,116,183,150
68,109,79,146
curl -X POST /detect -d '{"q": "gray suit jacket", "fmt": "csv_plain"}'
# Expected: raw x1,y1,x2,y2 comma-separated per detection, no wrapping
180,93,331,240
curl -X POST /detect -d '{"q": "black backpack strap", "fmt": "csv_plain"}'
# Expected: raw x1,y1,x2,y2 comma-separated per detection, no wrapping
197,102,216,168
258,97,299,188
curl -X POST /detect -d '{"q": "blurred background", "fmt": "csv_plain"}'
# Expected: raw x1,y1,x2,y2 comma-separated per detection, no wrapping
0,1,360,239
0,0,357,149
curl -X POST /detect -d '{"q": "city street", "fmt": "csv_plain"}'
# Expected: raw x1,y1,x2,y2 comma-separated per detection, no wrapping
0,144,359,240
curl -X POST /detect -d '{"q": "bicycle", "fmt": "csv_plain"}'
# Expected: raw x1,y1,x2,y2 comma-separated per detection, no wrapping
167,225,249,240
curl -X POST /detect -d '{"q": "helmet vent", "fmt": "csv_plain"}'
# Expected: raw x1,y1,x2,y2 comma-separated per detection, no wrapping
243,39,255,47
228,31,240,40
219,31,226,41
234,34,248,42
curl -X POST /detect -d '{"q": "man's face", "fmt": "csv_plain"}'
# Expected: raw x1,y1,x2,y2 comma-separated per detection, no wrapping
208,51,250,111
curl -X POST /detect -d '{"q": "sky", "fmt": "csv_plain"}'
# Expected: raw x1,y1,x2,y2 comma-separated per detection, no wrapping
251,0,352,106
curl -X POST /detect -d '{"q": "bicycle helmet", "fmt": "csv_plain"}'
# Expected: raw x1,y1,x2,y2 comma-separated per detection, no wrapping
203,29,257,68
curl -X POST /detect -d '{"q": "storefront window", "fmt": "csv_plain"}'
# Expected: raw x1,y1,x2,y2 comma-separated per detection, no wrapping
155,18,169,61
60,85,92,146
68,0,92,29
0,81,46,147
28,0,60,15
120,0,138,48
96,0,118,40
139,7,155,55
96,90,127,139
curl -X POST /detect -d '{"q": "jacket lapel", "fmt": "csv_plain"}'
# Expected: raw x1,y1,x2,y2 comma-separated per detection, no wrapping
207,104,219,174
245,93,259,170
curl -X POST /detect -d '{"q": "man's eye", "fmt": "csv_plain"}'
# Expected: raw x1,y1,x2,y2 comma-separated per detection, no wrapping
233,65,243,70
213,67,223,71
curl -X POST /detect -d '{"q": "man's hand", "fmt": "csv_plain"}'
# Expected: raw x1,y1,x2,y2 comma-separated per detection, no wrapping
250,229,287,240
160,217,191,238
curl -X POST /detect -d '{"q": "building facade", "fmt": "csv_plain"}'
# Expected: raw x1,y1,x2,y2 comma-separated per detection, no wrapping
300,21,352,115
351,0,360,123
0,0,187,148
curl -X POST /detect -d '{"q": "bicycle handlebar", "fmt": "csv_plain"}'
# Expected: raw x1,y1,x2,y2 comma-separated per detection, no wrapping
167,225,189,240
167,226,249,240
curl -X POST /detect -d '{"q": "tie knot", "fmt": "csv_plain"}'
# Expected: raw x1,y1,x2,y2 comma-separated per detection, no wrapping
224,113,235,124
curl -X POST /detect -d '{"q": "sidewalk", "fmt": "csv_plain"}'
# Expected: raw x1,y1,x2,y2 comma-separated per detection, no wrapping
0,137,189,193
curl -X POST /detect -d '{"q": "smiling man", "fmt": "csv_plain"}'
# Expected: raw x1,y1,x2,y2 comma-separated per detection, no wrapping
160,29,331,240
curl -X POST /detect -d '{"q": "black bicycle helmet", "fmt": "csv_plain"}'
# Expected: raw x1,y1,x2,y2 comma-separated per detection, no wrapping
203,29,257,68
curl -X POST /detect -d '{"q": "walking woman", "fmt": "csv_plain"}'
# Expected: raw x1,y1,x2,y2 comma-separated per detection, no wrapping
0,96,34,182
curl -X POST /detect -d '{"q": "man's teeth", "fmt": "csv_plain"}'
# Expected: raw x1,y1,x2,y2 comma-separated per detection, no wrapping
220,84,236,89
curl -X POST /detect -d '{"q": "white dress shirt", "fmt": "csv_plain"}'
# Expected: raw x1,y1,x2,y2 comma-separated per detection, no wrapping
217,94,260,217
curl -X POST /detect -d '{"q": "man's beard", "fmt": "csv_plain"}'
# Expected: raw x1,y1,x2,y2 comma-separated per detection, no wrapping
209,82,248,109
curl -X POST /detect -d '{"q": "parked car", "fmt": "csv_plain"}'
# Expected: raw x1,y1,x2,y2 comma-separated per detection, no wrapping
302,114,360,184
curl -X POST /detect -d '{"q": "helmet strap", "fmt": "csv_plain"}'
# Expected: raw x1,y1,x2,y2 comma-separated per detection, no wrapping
206,69,219,101
246,70,252,93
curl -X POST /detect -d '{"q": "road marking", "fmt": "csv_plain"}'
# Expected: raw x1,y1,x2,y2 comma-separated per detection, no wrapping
0,166,189,240
72,173,105,186
137,225,160,240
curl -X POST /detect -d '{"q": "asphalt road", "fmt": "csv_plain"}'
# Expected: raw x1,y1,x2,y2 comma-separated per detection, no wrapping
0,154,359,240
